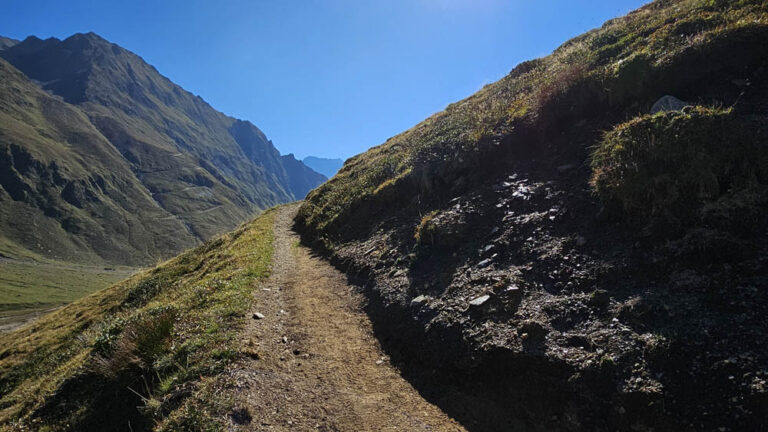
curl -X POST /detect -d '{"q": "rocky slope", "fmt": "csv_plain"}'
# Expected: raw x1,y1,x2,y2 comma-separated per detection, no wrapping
0,33,325,265
296,0,768,430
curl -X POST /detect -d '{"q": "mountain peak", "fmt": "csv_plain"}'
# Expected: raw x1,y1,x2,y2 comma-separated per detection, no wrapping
302,156,344,178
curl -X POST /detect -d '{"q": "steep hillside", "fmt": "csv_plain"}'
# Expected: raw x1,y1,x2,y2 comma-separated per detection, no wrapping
0,209,275,431
302,156,344,178
0,57,197,264
0,33,325,265
297,0,768,430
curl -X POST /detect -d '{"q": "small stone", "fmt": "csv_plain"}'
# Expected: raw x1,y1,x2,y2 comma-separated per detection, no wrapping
650,95,690,114
411,295,429,306
469,294,491,307
478,259,493,268
252,312,265,320
281,336,288,343
376,359,384,365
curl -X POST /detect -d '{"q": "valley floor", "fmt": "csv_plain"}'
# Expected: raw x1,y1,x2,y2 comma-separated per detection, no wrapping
0,259,136,332
223,204,465,431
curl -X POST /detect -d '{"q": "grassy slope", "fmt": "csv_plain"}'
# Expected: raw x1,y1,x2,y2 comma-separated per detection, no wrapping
298,0,768,238
0,209,275,431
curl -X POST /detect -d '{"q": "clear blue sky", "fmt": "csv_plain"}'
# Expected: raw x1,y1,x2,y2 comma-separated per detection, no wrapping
2,0,648,160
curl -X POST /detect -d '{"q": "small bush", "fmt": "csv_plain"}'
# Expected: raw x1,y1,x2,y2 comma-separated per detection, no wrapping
591,106,768,231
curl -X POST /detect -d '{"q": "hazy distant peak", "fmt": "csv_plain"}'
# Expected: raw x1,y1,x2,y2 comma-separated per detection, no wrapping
302,156,344,178
0,36,19,50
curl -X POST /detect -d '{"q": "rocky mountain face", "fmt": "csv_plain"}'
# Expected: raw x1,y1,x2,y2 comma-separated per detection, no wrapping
302,156,344,178
297,0,768,430
0,33,325,265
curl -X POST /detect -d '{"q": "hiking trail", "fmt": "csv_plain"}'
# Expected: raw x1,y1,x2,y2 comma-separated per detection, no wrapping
226,204,466,431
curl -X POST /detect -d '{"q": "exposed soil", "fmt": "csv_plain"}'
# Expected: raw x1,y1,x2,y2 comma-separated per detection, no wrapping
225,204,466,431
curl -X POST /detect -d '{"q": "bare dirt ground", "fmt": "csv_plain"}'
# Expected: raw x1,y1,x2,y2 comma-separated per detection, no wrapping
226,204,466,431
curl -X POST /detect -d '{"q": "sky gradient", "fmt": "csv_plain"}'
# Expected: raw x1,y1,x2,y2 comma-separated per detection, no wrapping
2,0,649,160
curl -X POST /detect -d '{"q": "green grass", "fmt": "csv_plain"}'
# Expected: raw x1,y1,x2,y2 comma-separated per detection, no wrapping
0,209,276,431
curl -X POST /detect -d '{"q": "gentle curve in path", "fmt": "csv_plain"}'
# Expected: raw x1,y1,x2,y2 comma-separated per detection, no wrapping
226,204,467,431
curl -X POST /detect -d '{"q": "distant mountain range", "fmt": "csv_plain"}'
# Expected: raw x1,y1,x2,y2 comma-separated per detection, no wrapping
0,32,326,265
302,156,344,178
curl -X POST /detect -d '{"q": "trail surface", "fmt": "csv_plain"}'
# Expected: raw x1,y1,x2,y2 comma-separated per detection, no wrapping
227,204,466,431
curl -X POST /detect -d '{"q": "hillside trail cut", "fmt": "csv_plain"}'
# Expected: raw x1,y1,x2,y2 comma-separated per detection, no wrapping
226,204,466,431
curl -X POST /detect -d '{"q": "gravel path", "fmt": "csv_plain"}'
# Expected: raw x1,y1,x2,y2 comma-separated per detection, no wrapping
227,204,466,431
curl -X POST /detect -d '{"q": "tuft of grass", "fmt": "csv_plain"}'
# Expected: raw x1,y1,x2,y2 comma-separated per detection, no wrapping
414,211,439,246
0,209,276,430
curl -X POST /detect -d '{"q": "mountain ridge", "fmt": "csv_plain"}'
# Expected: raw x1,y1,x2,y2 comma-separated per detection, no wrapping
0,32,326,265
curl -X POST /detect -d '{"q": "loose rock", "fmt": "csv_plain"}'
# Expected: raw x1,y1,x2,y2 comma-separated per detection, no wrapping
469,294,491,307
650,95,690,114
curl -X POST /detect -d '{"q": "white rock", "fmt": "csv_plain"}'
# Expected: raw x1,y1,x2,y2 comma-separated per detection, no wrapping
469,294,491,307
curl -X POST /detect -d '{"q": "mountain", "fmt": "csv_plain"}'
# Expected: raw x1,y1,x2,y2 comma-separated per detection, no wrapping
0,33,326,265
302,156,344,178
0,36,18,50
296,0,768,430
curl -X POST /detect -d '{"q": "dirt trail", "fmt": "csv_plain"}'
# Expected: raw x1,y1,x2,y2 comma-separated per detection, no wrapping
227,204,466,431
